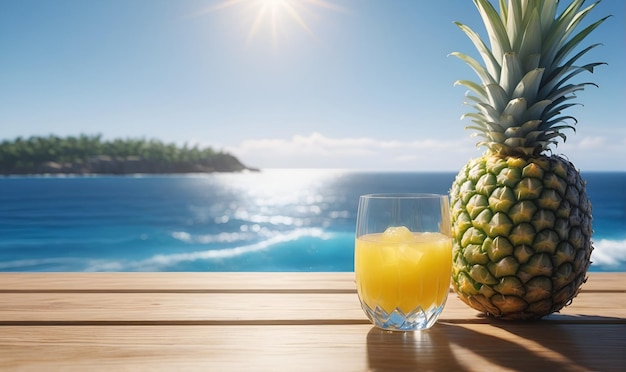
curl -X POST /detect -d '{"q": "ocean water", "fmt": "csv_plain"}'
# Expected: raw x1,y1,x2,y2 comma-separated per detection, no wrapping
0,169,624,272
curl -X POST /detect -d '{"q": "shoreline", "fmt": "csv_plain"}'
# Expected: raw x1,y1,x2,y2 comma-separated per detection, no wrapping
0,169,261,178
0,156,259,176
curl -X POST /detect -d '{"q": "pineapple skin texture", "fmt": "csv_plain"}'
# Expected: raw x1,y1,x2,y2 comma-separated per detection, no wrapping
450,154,593,320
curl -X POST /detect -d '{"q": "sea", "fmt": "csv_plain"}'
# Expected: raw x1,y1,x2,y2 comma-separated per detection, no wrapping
0,169,624,272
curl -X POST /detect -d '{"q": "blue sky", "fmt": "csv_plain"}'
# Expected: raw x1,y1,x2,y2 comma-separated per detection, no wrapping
1,0,624,171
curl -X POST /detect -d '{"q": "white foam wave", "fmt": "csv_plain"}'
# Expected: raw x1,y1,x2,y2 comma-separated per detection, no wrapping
171,223,281,245
171,231,253,244
0,257,83,270
87,228,333,271
7,234,623,272
591,238,626,268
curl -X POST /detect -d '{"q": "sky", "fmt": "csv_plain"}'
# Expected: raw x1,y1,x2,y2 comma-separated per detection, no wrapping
1,0,624,171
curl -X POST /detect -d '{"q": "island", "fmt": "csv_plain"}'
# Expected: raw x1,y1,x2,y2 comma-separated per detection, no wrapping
0,134,259,175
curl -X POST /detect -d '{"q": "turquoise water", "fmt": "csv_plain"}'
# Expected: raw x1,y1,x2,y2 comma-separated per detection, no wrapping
0,169,624,272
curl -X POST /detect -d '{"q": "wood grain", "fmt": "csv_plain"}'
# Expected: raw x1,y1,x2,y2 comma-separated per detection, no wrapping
1,290,624,324
0,272,357,292
0,272,622,292
0,324,624,371
0,272,624,371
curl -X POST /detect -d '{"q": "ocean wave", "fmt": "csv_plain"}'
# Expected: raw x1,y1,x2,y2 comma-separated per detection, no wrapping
170,225,277,245
0,257,84,270
87,228,333,271
591,238,626,269
171,231,254,244
4,233,623,272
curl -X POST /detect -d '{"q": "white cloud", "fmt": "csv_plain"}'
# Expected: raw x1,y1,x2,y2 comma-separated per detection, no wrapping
577,136,606,149
226,132,480,171
558,135,626,170
220,132,626,171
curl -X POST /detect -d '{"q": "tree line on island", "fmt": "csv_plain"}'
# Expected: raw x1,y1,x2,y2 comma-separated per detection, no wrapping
0,134,258,175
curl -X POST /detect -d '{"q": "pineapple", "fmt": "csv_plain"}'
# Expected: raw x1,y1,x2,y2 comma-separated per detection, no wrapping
449,0,607,319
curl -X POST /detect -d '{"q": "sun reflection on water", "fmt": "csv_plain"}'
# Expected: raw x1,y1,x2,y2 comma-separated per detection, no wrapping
181,169,351,243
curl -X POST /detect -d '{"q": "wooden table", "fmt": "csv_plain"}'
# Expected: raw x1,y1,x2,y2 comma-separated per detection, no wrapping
0,273,624,371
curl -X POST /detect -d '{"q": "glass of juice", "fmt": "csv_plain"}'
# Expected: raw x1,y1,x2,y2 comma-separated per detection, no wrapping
355,193,452,331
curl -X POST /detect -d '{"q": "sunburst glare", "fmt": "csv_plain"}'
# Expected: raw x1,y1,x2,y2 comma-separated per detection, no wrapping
190,0,348,46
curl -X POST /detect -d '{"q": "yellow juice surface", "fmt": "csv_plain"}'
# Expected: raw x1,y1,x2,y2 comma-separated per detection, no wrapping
355,227,452,314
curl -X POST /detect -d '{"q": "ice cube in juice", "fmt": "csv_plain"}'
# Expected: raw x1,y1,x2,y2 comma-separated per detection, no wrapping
355,226,452,314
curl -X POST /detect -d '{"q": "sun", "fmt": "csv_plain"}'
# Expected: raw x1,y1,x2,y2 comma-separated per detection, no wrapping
260,0,288,8
191,0,347,46
246,0,316,44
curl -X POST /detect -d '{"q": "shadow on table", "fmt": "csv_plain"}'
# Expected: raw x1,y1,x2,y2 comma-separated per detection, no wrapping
366,315,625,372
366,325,463,371
491,314,626,372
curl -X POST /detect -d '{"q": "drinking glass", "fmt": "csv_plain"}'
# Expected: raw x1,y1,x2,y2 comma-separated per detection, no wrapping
355,193,452,331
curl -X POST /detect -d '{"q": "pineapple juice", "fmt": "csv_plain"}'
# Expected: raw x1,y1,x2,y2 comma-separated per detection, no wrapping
355,227,452,314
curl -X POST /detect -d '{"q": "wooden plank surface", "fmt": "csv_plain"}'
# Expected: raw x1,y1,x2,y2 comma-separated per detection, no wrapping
1,273,624,324
0,324,624,371
0,272,624,371
0,272,357,292
1,291,625,324
0,272,622,292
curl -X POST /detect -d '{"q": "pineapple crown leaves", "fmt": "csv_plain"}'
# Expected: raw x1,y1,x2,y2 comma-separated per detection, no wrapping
452,0,609,157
